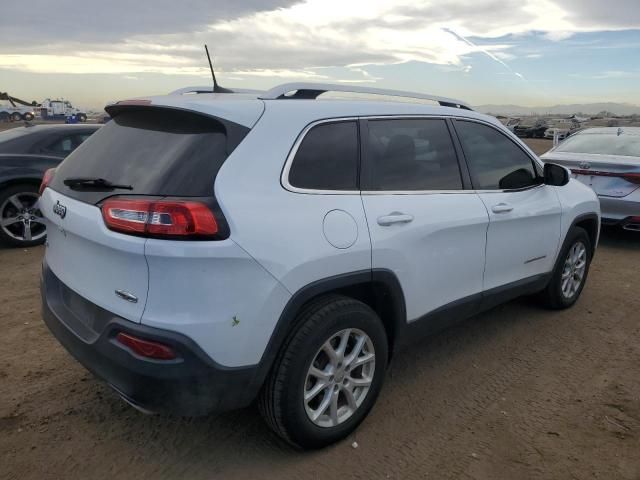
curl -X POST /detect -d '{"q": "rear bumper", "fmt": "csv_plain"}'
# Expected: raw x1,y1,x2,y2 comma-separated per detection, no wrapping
40,261,262,415
599,192,640,224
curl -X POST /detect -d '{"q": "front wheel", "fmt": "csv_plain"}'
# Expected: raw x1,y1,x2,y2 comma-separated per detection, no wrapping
540,227,592,309
259,295,388,449
77,113,87,122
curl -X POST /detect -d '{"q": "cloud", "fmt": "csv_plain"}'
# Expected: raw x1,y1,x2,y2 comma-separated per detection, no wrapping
0,0,637,83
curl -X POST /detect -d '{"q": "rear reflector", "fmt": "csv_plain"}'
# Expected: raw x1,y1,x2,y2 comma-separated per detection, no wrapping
115,332,176,360
101,198,218,239
39,168,56,195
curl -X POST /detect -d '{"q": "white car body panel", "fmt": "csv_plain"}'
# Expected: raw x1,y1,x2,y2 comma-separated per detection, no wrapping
39,189,148,322
142,238,291,367
362,192,488,321
477,185,562,290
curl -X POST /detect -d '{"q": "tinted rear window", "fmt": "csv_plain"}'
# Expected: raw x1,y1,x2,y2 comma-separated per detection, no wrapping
50,108,248,202
288,121,359,190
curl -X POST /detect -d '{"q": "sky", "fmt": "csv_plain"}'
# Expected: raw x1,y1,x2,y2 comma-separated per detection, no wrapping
0,0,639,110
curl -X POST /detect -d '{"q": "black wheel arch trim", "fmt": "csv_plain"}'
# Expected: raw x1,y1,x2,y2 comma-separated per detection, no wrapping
253,269,407,387
565,212,600,258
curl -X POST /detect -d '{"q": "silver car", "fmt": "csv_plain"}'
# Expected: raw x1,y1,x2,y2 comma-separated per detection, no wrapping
541,127,640,231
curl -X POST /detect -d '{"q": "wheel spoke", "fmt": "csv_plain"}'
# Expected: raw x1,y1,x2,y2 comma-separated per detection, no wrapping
350,376,373,388
311,390,332,422
344,335,366,366
23,222,32,241
351,352,375,369
8,195,24,210
309,365,331,381
343,385,357,410
335,329,351,360
305,381,328,402
322,341,339,367
329,391,339,426
1,216,20,226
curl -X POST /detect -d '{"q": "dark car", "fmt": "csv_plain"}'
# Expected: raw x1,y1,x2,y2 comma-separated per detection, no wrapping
514,120,548,139
0,123,100,247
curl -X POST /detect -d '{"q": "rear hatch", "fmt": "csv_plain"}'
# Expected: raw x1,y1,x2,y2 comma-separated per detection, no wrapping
41,105,252,323
542,151,640,197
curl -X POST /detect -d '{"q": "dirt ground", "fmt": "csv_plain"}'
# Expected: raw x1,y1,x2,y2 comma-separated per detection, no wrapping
1,138,640,480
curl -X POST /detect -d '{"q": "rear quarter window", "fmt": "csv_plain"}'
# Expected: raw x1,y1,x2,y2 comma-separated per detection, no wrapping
287,121,359,191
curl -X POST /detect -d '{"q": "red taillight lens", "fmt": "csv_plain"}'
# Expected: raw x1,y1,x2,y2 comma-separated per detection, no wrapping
39,168,56,195
622,173,640,185
101,198,218,238
571,169,640,186
115,332,176,360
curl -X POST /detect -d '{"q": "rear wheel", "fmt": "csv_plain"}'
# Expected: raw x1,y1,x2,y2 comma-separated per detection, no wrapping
259,295,388,449
540,227,591,309
10,112,22,122
0,184,47,247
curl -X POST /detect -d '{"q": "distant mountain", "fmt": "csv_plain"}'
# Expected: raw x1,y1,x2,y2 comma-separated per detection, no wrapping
475,102,640,117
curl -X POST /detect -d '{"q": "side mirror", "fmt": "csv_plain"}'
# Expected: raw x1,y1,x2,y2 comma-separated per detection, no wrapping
544,163,569,186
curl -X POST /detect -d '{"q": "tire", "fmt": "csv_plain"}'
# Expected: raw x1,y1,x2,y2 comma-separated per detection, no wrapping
77,113,87,122
23,112,34,121
10,112,22,122
539,227,591,309
259,294,388,449
0,184,47,248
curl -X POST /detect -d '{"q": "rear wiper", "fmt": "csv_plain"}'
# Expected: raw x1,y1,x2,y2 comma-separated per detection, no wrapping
64,177,133,191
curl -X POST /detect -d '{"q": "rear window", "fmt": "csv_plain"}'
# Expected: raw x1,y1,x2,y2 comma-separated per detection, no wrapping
50,108,249,202
555,132,640,157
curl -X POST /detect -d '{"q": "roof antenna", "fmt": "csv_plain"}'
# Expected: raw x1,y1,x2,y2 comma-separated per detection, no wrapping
205,44,232,93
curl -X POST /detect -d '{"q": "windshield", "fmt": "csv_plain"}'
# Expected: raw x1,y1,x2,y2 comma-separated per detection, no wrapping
555,132,640,157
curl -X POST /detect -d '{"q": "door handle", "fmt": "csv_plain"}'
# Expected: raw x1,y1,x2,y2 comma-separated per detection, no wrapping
377,212,414,226
491,203,514,214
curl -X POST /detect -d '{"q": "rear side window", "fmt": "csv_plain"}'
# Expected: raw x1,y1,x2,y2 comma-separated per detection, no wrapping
51,108,248,203
364,118,462,191
288,121,359,191
455,120,539,190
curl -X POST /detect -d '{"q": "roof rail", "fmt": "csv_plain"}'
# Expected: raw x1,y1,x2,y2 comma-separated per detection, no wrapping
169,86,264,95
258,82,473,110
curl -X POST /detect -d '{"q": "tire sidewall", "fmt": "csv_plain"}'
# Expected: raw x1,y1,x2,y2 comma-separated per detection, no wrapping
282,303,388,448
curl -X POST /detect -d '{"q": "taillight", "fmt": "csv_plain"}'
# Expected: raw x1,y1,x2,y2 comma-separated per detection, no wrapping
39,168,56,195
622,173,640,185
115,332,176,360
101,198,218,239
571,169,640,186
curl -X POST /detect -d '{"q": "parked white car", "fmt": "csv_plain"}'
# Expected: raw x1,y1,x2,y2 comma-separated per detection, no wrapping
39,83,600,449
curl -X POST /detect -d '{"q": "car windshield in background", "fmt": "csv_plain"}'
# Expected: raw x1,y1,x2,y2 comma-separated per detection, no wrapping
555,133,640,157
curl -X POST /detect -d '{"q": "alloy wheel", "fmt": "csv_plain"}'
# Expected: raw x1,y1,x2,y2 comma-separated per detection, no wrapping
304,328,376,428
561,241,587,299
0,192,46,243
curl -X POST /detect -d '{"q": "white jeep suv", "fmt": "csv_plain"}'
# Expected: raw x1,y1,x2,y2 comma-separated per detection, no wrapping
39,83,600,449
